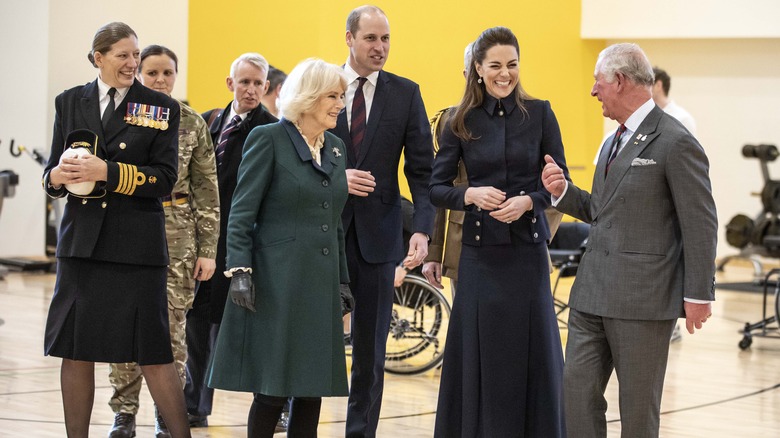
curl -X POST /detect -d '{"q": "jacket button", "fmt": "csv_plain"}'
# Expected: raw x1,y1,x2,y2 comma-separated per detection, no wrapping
82,199,87,204
322,201,329,209
119,142,127,150
604,250,609,256
587,247,593,253
321,224,329,232
475,221,481,227
520,191,526,195
533,232,539,238
531,217,537,223
322,180,329,187
322,248,330,255
606,221,612,228
101,202,107,208
477,207,482,212
475,235,480,241
592,220,597,226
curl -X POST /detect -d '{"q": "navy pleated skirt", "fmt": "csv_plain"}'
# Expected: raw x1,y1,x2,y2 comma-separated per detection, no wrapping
434,238,565,437
45,257,173,365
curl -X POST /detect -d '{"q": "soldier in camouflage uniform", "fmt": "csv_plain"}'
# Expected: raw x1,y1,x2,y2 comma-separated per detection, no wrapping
107,45,219,438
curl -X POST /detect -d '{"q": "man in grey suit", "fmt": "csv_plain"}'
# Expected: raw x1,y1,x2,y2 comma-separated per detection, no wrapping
541,43,717,437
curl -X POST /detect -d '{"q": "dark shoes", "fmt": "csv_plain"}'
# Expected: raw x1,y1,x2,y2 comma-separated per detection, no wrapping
155,414,172,438
108,412,136,438
275,411,290,433
188,414,209,428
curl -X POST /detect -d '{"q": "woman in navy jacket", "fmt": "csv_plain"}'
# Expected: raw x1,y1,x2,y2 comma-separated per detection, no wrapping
430,27,569,437
42,22,190,437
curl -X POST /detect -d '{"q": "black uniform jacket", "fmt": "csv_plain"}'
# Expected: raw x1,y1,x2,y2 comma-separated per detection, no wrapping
43,79,180,267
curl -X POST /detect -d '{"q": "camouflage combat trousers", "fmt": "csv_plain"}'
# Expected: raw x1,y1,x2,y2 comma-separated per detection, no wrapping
108,252,196,415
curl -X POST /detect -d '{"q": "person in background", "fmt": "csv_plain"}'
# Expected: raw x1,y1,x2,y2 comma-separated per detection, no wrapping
184,52,277,428
207,58,350,438
542,42,716,437
42,21,190,438
330,6,435,436
260,65,287,118
429,26,568,437
107,44,219,438
652,66,697,136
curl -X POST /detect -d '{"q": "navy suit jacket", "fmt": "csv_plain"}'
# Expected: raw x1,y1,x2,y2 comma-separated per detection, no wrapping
43,79,179,266
331,70,435,264
196,103,278,323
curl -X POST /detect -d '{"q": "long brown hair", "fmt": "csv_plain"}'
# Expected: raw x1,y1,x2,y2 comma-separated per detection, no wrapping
450,26,532,141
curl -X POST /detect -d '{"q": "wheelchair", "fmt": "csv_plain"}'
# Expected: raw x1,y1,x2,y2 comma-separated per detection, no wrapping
384,273,452,375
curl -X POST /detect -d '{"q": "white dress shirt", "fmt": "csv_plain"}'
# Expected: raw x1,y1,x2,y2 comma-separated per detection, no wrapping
97,77,128,117
343,62,380,129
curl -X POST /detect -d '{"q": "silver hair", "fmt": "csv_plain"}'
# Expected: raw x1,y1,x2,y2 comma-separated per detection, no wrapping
279,58,347,122
596,43,655,87
229,52,269,78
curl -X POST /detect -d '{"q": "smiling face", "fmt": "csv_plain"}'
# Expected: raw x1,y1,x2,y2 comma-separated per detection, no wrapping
138,54,177,96
304,86,346,135
94,36,140,88
227,61,268,114
475,44,519,99
346,12,390,77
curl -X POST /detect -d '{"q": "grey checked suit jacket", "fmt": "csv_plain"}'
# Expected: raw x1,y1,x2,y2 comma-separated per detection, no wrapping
556,105,717,320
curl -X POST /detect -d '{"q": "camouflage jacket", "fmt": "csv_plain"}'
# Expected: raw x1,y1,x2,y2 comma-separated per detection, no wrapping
165,101,220,259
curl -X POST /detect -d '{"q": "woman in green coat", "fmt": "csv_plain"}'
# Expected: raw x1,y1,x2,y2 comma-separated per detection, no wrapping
207,58,349,437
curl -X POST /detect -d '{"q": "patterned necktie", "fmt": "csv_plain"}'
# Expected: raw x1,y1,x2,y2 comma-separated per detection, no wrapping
215,115,242,166
350,77,368,158
101,87,116,129
605,124,627,175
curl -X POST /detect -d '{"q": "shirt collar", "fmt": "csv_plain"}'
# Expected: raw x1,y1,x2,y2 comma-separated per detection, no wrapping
344,61,379,88
481,91,517,116
623,98,655,133
96,77,129,101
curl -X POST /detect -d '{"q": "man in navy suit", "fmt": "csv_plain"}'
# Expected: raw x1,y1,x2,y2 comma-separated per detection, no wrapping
184,53,277,427
331,5,435,437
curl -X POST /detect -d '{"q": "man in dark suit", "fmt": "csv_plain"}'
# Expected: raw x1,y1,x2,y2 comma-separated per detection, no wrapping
331,6,434,437
542,43,717,437
184,52,277,427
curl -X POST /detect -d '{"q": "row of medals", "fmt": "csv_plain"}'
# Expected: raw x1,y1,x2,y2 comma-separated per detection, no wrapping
125,103,170,131
125,114,169,130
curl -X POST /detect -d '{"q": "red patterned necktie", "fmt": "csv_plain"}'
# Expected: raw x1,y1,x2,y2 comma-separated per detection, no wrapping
350,77,368,158
605,124,627,176
215,115,242,166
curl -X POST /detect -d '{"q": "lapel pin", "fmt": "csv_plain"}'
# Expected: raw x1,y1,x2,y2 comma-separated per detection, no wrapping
332,147,341,157
641,134,647,141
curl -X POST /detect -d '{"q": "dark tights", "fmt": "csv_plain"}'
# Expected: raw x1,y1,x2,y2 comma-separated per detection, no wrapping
248,393,321,438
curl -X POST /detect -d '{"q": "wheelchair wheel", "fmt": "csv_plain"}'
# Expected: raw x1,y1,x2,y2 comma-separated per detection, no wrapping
384,274,451,375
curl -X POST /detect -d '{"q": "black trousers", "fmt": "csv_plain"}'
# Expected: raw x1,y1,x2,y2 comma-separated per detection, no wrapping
249,394,321,438
344,225,395,438
184,305,218,416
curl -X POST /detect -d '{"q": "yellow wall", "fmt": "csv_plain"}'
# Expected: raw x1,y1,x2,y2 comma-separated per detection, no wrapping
189,0,604,190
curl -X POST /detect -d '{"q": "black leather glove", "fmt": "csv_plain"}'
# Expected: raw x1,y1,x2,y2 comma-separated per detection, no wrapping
229,270,256,312
340,283,355,316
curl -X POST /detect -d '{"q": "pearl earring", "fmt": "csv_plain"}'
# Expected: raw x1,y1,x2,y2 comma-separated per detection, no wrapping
477,77,483,84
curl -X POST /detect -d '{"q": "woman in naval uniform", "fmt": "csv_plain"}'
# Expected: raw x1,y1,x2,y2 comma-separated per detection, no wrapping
42,22,190,438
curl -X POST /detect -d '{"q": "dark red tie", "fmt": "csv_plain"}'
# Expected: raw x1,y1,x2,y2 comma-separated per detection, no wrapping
350,77,368,158
605,124,627,175
215,115,242,166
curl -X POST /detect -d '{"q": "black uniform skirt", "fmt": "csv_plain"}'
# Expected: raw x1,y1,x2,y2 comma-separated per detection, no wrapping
44,257,173,365
434,237,566,438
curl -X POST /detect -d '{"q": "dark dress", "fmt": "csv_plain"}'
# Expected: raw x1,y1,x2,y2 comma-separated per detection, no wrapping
429,95,568,437
207,120,349,397
43,79,180,365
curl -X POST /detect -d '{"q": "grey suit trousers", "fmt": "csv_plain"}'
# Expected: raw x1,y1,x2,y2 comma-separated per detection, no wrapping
564,309,676,438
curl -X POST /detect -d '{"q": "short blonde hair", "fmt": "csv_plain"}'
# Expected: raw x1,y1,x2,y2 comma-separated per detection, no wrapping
279,58,347,122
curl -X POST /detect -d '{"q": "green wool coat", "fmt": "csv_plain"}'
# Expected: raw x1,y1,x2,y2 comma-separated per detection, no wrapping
208,119,349,397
